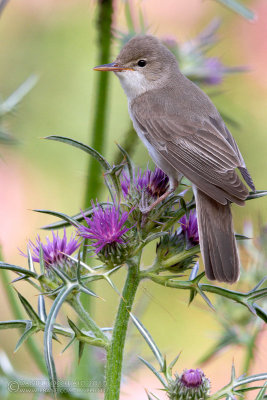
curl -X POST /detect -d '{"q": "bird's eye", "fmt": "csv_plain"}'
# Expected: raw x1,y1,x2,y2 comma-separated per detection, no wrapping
137,60,147,67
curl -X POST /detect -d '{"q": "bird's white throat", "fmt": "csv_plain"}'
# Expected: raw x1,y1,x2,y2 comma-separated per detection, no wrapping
115,70,149,101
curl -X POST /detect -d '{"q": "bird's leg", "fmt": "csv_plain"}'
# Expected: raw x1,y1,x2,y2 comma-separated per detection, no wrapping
140,179,178,225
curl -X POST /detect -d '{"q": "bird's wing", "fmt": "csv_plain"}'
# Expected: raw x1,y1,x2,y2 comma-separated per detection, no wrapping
130,93,249,205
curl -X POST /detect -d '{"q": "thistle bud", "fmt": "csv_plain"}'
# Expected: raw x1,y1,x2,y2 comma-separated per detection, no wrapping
121,167,169,205
168,369,210,400
156,210,199,271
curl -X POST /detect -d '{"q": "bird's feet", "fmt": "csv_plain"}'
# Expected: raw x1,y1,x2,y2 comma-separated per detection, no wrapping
139,181,179,227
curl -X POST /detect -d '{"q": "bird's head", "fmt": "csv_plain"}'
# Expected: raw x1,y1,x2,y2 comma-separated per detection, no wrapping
94,35,179,99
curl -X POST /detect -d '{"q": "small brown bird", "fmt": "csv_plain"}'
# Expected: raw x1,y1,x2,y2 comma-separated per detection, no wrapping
94,35,255,283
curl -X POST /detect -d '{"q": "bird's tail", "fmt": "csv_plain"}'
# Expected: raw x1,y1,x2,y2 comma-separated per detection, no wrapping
195,188,239,283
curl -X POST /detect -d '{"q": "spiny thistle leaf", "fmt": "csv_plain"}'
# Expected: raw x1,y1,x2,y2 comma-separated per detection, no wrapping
116,143,134,184
142,232,169,247
27,246,36,274
67,317,83,337
130,313,165,371
66,318,108,349
254,304,267,323
0,75,38,116
168,353,181,376
255,382,267,400
214,0,255,20
40,202,114,230
34,209,80,229
197,289,215,310
78,341,85,364
14,325,38,353
61,336,76,354
252,277,267,292
45,136,111,170
246,190,267,200
139,357,167,388
38,295,47,323
0,262,37,278
234,373,267,387
235,233,250,240
0,320,30,330
145,390,162,400
44,284,78,396
39,245,45,275
16,292,42,324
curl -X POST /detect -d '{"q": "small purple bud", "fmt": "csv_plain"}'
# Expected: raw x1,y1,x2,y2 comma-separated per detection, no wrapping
168,368,210,400
179,210,199,247
121,166,169,200
181,369,203,388
204,57,224,85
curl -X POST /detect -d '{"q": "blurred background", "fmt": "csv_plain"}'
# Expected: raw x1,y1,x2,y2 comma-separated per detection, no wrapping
0,0,266,399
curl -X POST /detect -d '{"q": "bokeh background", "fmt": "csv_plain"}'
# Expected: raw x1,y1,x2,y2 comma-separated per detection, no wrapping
0,0,266,399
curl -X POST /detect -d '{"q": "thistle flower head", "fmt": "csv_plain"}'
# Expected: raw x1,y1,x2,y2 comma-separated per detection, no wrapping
121,168,149,198
156,209,199,271
147,167,169,198
77,202,133,266
179,210,199,247
21,230,80,269
181,369,203,388
168,369,210,400
204,57,224,85
121,166,169,200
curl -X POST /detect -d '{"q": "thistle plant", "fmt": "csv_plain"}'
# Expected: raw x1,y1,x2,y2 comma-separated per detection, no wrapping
0,136,266,399
0,1,266,400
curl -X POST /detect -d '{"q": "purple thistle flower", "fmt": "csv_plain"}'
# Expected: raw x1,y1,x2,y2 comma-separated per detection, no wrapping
121,171,131,198
179,210,199,247
20,229,80,269
121,168,149,198
121,167,169,199
168,368,210,400
181,369,203,388
204,57,224,85
147,167,169,198
77,202,132,255
204,57,247,86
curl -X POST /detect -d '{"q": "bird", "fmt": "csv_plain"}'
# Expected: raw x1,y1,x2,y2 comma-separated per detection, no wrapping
94,35,255,283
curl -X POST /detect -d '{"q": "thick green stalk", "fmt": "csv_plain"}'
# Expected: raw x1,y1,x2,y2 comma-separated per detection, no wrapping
81,0,113,381
104,255,141,400
84,0,113,207
1,269,46,374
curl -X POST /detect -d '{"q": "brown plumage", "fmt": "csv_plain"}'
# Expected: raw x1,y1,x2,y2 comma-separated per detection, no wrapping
94,35,255,283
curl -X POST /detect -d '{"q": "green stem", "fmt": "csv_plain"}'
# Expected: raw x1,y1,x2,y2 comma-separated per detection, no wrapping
104,254,141,400
0,269,47,374
84,0,113,207
70,295,109,346
141,272,258,313
81,2,113,375
160,246,200,270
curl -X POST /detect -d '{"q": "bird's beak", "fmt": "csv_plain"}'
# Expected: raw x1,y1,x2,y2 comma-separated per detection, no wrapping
93,62,133,72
